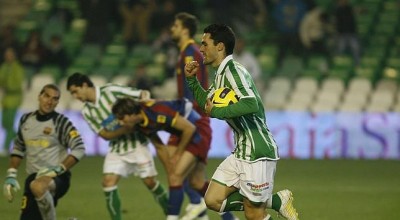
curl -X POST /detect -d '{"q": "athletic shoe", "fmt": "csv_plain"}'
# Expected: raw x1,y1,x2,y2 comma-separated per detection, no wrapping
180,199,208,220
277,189,299,220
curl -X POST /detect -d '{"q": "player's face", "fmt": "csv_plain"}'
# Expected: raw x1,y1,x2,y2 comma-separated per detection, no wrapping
118,114,142,128
38,88,60,114
68,84,89,102
170,19,184,42
200,33,220,67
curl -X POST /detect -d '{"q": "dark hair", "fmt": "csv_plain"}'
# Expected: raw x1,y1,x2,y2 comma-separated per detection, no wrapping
66,72,94,90
40,84,60,98
203,24,236,55
112,98,141,119
175,12,198,38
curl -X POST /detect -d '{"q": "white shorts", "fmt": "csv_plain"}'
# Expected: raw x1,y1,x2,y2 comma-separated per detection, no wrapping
103,144,158,178
211,154,276,203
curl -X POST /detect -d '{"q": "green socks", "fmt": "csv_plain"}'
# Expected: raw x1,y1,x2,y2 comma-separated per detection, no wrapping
271,193,282,212
104,186,121,220
221,191,282,213
221,191,244,211
150,181,169,214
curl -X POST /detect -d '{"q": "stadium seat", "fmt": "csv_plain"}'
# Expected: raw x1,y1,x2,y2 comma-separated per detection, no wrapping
320,77,345,94
293,76,319,93
57,77,72,111
347,77,372,94
105,44,128,57
340,91,368,111
80,44,103,58
31,73,55,91
39,65,62,82
71,55,97,71
278,56,304,77
267,76,292,95
89,74,107,86
111,74,130,86
375,79,398,93
366,90,395,112
310,91,341,113
258,54,277,77
263,90,288,110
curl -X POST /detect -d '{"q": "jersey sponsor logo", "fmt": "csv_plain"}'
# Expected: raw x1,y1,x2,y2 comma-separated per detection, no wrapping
246,182,270,193
157,115,167,123
69,130,79,138
26,139,50,148
185,56,194,64
43,127,52,135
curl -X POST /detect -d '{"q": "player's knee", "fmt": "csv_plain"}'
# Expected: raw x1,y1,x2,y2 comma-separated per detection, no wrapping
141,176,157,189
204,195,221,212
102,175,118,187
168,173,184,186
29,180,47,198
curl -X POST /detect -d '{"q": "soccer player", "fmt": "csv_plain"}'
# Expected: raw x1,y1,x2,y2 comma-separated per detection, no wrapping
3,84,86,220
184,24,300,220
112,98,210,220
171,12,237,220
66,73,168,220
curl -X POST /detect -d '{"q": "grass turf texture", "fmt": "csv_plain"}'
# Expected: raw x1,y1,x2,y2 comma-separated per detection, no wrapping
1,157,399,220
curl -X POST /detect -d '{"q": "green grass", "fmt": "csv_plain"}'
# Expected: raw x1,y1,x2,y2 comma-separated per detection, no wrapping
1,157,399,220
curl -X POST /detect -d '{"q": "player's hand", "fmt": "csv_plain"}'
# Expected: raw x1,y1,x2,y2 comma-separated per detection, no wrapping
204,98,214,116
184,61,199,77
36,164,66,179
3,168,20,203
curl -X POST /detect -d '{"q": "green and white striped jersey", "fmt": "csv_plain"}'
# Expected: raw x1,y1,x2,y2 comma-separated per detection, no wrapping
82,84,148,154
12,111,85,175
188,55,279,162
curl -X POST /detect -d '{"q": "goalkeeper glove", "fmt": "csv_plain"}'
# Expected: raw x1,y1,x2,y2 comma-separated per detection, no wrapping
36,164,66,179
3,168,20,203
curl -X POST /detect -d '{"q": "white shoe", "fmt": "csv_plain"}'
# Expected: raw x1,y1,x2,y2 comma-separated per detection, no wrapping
167,215,179,220
180,199,207,220
277,190,299,220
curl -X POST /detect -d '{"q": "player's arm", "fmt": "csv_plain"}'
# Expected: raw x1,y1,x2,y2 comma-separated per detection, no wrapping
98,126,131,140
37,114,86,178
184,61,209,110
210,96,259,119
149,134,171,174
185,76,209,111
171,114,196,156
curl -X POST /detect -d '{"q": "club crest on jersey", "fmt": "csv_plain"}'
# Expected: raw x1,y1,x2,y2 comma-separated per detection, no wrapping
185,56,194,64
157,115,166,123
43,127,52,135
69,130,79,138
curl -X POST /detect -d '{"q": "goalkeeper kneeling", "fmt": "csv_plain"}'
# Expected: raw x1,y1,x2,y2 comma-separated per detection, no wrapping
2,84,86,220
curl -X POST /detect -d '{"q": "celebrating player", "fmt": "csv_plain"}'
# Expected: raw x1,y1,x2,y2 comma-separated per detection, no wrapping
171,12,237,220
66,73,168,220
184,24,299,220
3,84,86,220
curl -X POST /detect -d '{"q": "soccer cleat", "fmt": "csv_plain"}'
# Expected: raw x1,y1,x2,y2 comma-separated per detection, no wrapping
277,189,299,220
180,199,208,220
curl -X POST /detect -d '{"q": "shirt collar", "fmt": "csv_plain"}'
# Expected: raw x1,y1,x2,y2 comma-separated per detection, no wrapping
216,55,233,75
86,86,101,107
180,39,195,52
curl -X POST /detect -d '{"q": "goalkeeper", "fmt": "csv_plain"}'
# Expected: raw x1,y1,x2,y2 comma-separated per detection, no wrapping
3,84,85,220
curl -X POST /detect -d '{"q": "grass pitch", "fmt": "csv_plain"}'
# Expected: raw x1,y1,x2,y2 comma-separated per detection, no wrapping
1,157,399,220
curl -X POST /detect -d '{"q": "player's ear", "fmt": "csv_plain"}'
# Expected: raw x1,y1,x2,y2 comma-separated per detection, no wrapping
217,42,224,51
